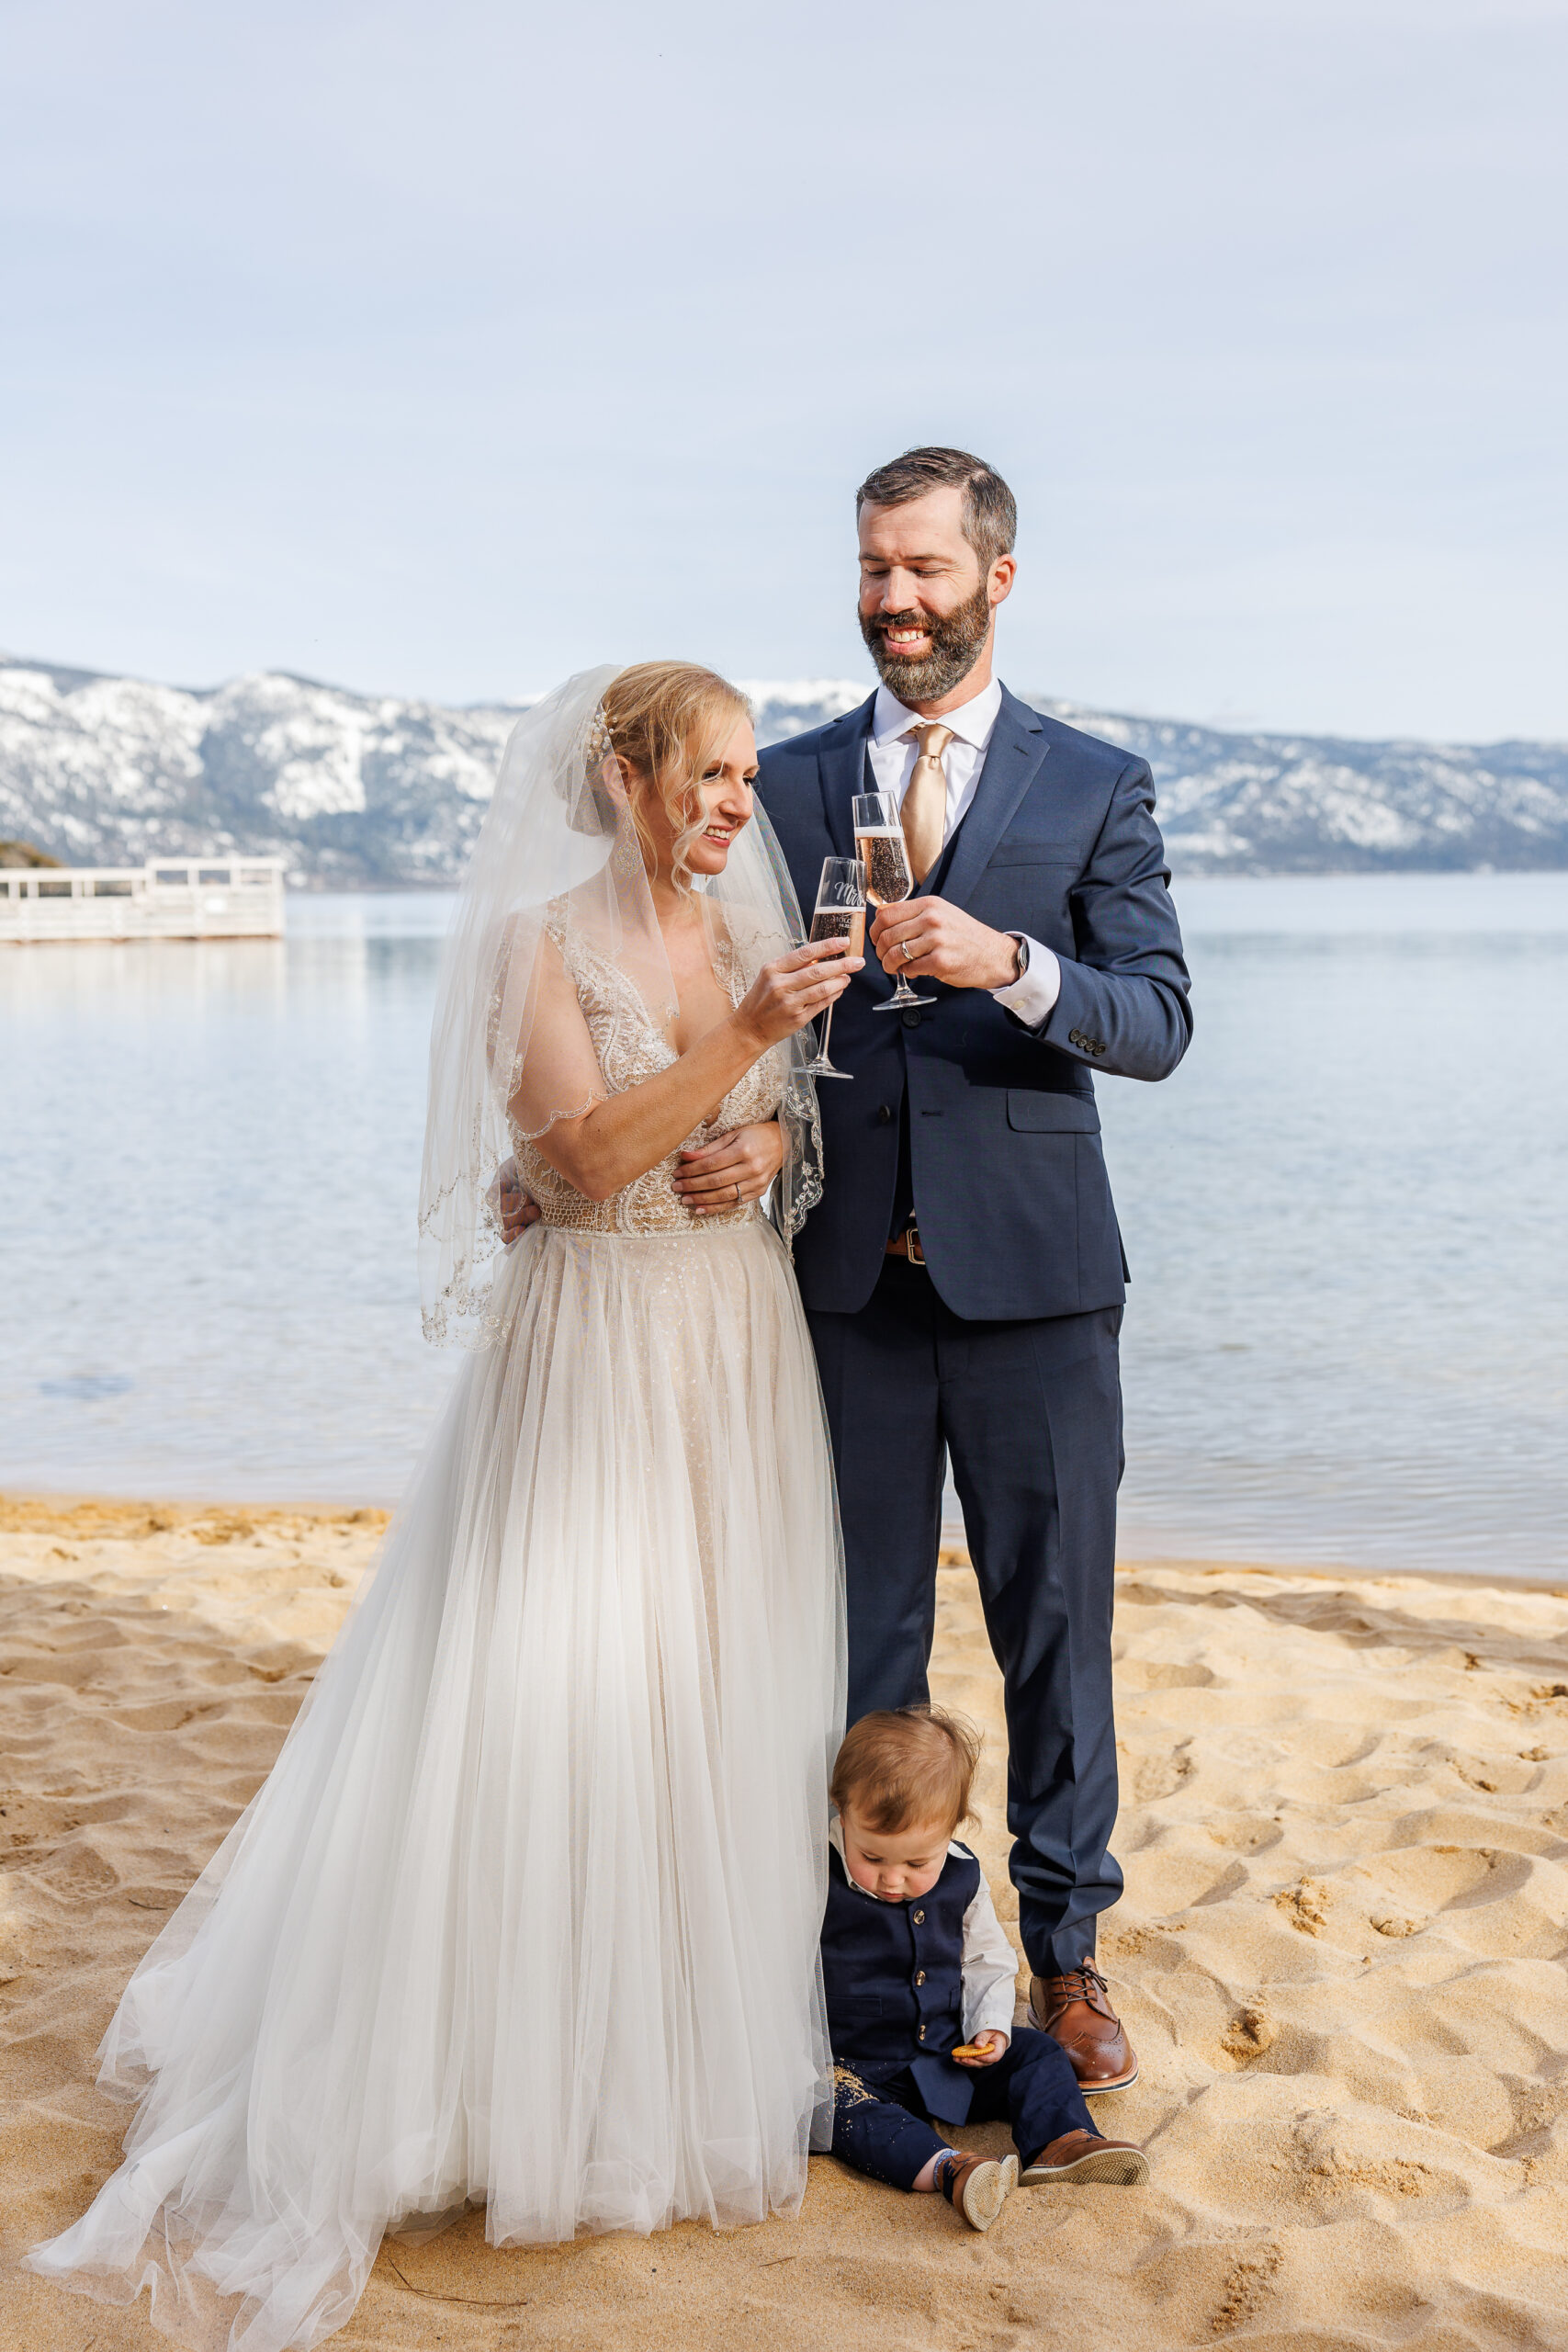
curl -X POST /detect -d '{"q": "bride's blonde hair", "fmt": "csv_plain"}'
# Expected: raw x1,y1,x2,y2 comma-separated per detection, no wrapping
600,662,752,882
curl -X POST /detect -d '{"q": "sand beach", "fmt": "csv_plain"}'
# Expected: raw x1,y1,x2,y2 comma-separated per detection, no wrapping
3,1494,1567,2351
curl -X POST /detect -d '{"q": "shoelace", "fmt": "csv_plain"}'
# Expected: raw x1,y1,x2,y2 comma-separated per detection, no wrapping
1043,1963,1111,2011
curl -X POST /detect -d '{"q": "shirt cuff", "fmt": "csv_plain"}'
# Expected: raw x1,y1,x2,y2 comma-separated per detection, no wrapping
990,934,1060,1028
967,1976,1019,2041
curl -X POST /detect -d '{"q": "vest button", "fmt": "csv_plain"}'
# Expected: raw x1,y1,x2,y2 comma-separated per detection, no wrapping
915,1970,926,1984
919,2025,926,2040
875,1103,893,1125
912,1909,925,1925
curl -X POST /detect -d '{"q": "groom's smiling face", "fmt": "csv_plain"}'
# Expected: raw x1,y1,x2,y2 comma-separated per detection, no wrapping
857,484,1015,709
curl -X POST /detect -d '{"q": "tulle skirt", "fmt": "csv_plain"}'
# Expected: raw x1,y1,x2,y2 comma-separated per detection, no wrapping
26,1218,846,2350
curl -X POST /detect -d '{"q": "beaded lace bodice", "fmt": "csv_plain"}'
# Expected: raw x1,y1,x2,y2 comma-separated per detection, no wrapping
514,914,788,1235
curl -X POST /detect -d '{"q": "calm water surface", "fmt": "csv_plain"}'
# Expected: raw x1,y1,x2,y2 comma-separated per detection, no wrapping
3,875,1564,1577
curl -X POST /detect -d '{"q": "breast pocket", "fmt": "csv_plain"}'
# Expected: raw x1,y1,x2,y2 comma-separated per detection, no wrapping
983,842,1078,867
966,854,1076,941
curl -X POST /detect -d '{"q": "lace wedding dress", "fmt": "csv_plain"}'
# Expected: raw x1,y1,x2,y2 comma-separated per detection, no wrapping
28,902,846,2348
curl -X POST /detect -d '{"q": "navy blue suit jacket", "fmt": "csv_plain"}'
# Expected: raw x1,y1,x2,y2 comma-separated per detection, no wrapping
757,685,1192,1321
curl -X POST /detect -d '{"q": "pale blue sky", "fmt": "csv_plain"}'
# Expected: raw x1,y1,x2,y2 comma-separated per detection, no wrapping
3,0,1564,738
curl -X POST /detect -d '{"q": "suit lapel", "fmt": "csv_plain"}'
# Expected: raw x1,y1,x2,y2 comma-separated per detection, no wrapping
815,695,875,864
934,687,1050,910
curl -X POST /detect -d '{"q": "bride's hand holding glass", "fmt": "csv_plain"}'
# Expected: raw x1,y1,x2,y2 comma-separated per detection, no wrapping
728,936,863,1055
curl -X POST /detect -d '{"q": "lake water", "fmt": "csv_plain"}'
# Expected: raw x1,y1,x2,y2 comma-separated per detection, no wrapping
3,874,1564,1578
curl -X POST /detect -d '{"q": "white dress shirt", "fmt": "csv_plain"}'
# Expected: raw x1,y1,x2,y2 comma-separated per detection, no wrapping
864,680,1061,1028
828,1818,1019,2044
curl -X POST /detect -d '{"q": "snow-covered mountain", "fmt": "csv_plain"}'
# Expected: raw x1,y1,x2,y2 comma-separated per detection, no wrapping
0,658,519,888
3,654,1564,884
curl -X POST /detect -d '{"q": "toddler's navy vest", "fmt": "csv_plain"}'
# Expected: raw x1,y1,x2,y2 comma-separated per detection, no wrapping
819,1840,982,2124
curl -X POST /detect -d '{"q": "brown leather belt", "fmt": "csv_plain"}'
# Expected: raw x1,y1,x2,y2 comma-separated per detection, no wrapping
885,1225,927,1266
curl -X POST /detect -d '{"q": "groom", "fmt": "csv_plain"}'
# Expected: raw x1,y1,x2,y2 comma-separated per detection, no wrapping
755,447,1190,2095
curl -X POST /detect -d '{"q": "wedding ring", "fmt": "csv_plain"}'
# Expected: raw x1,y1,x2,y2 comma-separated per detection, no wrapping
733,1181,741,1203
901,940,913,962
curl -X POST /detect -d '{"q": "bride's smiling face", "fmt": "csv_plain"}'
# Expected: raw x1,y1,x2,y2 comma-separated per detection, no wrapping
626,718,759,883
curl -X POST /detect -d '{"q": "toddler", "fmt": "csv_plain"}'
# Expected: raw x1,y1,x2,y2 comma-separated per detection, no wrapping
822,1707,1149,2232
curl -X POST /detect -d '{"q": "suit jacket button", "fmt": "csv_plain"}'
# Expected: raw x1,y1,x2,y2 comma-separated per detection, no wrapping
876,1103,893,1125
912,1909,925,1925
919,2024,926,2040
915,1969,926,1984
901,1010,919,1029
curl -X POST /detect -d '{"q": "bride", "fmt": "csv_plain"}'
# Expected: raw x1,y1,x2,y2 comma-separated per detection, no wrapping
27,662,851,2350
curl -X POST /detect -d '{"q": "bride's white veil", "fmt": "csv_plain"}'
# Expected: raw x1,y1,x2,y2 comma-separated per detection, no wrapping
418,663,824,1345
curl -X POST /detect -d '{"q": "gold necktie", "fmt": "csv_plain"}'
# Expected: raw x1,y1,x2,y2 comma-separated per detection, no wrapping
900,722,953,886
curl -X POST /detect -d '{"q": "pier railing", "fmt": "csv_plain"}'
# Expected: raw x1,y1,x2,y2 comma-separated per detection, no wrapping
0,858,288,943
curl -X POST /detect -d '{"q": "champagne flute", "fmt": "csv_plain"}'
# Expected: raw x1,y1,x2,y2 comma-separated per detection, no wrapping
799,855,865,1080
852,790,936,1012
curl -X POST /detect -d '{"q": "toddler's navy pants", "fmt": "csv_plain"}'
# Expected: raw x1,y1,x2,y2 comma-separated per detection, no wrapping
829,2027,1092,2191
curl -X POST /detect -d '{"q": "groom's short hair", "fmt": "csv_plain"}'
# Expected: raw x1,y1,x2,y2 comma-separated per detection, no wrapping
855,446,1017,573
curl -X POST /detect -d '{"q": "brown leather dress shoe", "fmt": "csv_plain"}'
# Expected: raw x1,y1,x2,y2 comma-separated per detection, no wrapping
1020,2129,1149,2187
1030,1963,1138,2091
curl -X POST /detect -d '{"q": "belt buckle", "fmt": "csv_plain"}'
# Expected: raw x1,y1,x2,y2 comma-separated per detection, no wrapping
905,1220,926,1268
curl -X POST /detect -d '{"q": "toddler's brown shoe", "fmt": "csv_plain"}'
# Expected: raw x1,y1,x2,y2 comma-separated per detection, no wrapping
939,2151,1019,2231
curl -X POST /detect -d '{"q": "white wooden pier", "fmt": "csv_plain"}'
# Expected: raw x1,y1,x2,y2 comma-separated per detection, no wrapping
0,857,287,943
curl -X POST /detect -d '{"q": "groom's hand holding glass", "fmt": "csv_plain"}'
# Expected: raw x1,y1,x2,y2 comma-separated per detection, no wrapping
869,896,1024,992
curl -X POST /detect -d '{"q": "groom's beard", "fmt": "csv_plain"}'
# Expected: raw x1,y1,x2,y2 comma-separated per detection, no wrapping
859,576,993,705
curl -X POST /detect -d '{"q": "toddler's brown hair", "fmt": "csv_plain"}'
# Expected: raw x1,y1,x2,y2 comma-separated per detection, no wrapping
829,1706,981,1837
